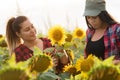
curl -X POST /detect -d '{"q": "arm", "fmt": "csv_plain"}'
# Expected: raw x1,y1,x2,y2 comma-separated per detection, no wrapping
42,37,70,73
114,24,120,59
113,24,120,64
59,50,69,65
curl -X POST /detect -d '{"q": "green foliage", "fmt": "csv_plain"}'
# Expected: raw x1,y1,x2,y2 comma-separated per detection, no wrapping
64,37,85,63
0,31,119,80
0,47,9,69
33,46,43,55
43,47,55,53
0,68,30,80
37,70,59,80
0,36,7,47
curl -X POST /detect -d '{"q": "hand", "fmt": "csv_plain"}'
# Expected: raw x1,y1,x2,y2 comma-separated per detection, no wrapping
113,60,120,65
52,56,59,67
59,50,69,65
45,52,59,66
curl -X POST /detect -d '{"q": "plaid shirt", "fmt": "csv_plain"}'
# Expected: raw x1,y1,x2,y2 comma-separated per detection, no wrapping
85,23,120,60
14,38,52,62
14,37,69,74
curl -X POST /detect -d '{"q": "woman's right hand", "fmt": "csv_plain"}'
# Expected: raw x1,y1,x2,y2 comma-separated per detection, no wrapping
113,59,120,65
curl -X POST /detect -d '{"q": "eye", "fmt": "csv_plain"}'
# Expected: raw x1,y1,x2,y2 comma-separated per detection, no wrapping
92,16,97,19
25,28,30,31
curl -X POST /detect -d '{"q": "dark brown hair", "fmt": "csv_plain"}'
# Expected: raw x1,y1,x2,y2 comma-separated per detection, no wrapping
6,16,28,54
85,11,118,30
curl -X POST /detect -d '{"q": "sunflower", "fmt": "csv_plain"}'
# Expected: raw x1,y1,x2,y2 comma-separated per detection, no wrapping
0,36,7,47
75,57,83,71
48,25,66,46
0,68,29,80
0,53,31,80
79,71,89,80
81,57,94,72
73,27,85,39
65,33,73,42
63,65,77,76
66,49,74,61
29,54,53,73
87,55,94,67
75,55,94,72
88,65,120,80
0,34,3,38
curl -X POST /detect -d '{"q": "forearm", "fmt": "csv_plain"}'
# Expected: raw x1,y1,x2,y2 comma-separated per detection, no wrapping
59,50,69,65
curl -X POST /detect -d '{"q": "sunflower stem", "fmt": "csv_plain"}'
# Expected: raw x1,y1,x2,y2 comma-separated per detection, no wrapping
71,75,75,80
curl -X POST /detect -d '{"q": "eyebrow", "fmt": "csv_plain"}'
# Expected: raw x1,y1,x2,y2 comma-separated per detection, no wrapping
23,23,33,28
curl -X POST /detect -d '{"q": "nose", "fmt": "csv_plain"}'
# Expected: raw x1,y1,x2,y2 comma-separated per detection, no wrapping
30,28,36,34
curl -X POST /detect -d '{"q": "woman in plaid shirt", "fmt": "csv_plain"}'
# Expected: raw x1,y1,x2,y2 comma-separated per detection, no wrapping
6,16,69,74
83,0,120,64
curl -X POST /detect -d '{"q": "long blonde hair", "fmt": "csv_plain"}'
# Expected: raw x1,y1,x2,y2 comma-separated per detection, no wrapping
6,16,28,54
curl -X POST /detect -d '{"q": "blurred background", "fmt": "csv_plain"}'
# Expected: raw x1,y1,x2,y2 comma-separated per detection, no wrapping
0,1,120,79
0,0,120,35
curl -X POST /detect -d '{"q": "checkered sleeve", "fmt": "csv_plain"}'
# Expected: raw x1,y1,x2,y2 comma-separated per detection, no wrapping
115,24,120,59
40,38,52,50
14,44,33,62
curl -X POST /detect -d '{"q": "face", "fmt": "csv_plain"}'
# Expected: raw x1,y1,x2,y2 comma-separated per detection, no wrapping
86,16,103,29
17,20,37,42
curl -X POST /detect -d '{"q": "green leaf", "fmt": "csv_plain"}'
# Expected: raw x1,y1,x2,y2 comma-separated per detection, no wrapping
58,72,70,80
103,56,115,66
6,54,16,67
33,46,43,56
43,47,55,53
55,52,65,58
37,71,59,80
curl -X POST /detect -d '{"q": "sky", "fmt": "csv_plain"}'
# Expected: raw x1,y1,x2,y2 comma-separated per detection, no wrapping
0,0,120,35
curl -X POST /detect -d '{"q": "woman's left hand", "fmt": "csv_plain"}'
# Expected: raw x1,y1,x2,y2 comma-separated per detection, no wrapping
52,56,59,67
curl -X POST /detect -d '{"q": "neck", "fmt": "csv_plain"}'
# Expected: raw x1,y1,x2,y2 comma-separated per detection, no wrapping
23,38,38,49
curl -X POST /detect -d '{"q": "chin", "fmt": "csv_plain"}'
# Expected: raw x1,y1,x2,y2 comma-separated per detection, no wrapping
34,37,37,40
31,36,37,41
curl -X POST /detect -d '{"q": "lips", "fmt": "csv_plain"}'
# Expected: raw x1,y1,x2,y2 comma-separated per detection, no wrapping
30,34,36,37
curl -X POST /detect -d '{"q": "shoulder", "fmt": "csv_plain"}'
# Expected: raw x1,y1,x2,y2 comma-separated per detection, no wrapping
114,24,120,35
106,24,120,37
86,28,94,34
108,23,120,33
86,28,94,39
39,37,52,49
40,37,51,42
14,44,33,62
14,44,25,52
110,23,120,29
14,44,33,53
115,24,120,31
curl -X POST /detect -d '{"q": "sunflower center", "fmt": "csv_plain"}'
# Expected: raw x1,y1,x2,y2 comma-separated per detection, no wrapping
76,30,83,37
53,30,62,41
65,34,72,42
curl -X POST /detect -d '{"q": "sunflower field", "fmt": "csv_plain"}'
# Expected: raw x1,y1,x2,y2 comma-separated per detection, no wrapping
0,25,120,80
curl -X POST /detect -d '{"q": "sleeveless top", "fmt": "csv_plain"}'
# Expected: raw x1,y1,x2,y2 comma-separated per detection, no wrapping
86,36,105,60
85,24,120,60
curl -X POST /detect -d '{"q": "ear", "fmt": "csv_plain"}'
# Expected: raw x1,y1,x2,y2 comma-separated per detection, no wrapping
16,32,21,37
